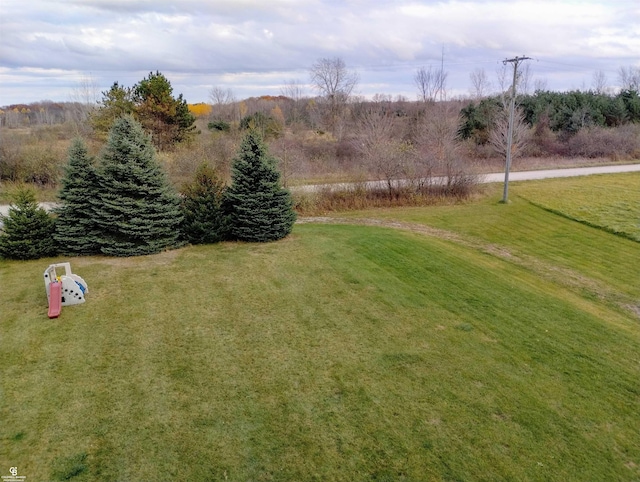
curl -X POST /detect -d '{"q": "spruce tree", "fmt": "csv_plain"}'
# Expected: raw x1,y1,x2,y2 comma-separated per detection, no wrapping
224,130,296,242
0,188,57,260
94,115,183,257
54,138,102,255
180,163,227,245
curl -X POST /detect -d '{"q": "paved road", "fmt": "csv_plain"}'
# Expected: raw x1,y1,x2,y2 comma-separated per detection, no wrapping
1,164,639,218
481,163,640,183
0,201,58,218
293,163,640,193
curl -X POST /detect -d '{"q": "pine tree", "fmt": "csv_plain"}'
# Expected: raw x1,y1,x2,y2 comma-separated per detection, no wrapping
224,130,296,242
134,71,196,150
0,188,57,260
90,82,136,138
54,138,102,255
180,163,227,245
94,115,183,256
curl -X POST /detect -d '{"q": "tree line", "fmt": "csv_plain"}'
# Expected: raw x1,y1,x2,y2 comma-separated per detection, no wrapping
459,89,640,144
3,62,639,149
2,60,640,195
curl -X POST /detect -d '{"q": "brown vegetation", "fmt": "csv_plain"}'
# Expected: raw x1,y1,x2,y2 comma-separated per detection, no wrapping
2,86,639,213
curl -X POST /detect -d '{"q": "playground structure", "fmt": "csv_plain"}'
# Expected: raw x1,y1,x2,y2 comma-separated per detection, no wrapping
44,262,89,318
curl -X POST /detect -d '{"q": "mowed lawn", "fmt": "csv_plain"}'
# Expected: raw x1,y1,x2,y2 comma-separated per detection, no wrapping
517,171,640,242
2,177,640,480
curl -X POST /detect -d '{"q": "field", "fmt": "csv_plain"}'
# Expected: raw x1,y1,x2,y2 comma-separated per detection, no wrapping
1,174,639,480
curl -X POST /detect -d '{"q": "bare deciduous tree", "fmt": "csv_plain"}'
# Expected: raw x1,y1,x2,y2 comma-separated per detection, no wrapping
534,78,549,93
489,106,530,162
415,103,466,189
280,79,305,126
209,86,237,122
496,63,531,96
356,106,413,194
271,136,303,187
592,70,609,94
415,66,448,102
519,63,532,95
68,74,100,135
496,63,509,94
309,57,359,137
310,57,359,102
618,66,640,91
469,68,492,99
281,79,304,102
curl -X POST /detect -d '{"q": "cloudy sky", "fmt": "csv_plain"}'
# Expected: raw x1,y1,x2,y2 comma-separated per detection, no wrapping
0,0,638,106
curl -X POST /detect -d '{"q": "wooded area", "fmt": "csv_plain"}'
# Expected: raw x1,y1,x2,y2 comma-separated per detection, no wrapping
1,62,639,191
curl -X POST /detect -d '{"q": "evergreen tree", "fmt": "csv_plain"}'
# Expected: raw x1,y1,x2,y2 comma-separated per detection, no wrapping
224,130,296,242
91,73,196,150
94,115,183,257
180,163,227,245
0,188,57,260
91,82,136,138
54,138,101,255
134,71,196,150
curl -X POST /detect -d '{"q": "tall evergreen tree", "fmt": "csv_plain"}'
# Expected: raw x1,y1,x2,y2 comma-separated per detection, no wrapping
0,188,57,260
54,138,101,255
134,71,196,150
224,130,296,242
180,163,227,245
94,115,183,257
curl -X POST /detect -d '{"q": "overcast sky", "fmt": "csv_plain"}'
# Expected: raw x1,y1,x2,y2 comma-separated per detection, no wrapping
1,0,638,106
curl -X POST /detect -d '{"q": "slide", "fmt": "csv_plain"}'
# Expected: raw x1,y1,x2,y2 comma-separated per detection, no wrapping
48,282,62,318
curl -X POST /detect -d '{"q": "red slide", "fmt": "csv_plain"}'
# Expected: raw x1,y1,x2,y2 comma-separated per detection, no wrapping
48,282,62,318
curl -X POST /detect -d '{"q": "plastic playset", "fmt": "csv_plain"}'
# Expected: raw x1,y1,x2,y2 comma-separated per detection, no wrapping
43,262,89,318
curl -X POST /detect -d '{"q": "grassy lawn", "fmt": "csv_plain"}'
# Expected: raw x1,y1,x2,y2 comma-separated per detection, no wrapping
340,173,640,308
2,175,640,480
517,172,640,242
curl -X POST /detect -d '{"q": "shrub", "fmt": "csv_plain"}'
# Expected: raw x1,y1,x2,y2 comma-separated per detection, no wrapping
208,120,230,132
565,125,640,159
180,163,227,244
0,188,57,260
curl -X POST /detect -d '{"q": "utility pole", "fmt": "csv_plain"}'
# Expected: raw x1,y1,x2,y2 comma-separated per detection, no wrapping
501,55,531,203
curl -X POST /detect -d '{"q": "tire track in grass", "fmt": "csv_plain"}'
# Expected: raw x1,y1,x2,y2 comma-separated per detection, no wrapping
297,216,640,320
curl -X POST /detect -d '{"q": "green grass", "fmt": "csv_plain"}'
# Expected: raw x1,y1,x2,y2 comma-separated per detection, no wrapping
517,172,640,242
2,176,640,480
339,174,640,308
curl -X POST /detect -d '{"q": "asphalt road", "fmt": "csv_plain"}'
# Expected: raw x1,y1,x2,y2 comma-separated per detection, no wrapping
481,163,640,183
1,163,639,217
293,163,640,193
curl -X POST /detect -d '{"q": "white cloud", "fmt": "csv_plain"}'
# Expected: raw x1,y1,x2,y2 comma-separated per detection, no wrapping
0,0,639,105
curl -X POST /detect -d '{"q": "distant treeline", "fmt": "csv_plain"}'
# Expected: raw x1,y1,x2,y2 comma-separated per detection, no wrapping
5,89,640,140
459,89,640,144
0,101,90,127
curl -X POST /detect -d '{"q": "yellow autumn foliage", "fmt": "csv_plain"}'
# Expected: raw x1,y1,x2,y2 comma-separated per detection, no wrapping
188,103,212,117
